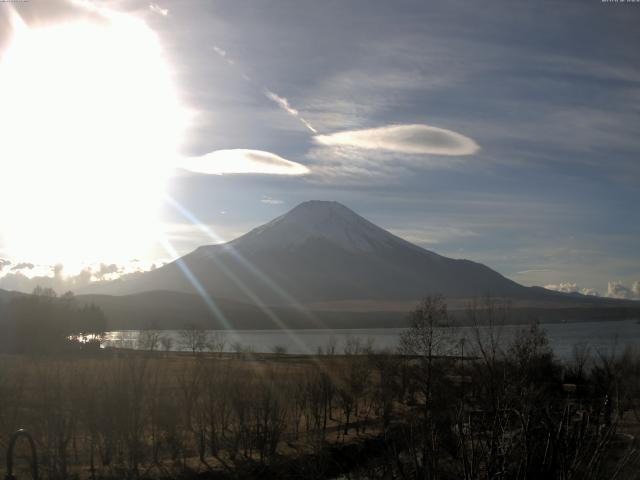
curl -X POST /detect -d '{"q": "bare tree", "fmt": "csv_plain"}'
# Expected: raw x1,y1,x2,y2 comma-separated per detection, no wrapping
207,331,226,355
271,344,287,356
179,325,209,353
137,329,162,351
397,295,456,479
160,335,174,353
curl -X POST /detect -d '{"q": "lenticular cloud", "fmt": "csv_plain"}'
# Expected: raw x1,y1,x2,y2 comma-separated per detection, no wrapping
314,124,479,156
181,149,309,175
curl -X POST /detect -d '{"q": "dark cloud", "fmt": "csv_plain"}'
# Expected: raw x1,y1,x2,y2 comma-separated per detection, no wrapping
0,270,88,294
11,262,35,271
97,263,120,278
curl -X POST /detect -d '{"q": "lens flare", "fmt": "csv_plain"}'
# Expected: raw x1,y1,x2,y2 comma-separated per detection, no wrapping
0,8,189,267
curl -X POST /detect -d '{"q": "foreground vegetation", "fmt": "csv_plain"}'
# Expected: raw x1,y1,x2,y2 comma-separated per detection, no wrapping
0,288,106,354
1,295,640,479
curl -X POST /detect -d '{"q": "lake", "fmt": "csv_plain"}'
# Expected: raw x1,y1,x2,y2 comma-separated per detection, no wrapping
104,319,640,360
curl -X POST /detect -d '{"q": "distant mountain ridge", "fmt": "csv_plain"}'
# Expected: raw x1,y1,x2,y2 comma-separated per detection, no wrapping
83,201,559,305
2,285,638,331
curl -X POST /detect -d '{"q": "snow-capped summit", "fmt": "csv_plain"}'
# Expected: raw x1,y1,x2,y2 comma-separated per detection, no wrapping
225,200,416,254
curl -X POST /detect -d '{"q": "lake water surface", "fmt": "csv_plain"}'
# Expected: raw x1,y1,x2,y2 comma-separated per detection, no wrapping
104,319,640,360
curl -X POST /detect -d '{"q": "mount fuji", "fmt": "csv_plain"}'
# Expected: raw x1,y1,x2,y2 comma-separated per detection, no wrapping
75,201,640,328
87,201,538,304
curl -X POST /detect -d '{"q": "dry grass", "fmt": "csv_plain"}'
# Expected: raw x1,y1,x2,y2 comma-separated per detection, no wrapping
0,349,388,479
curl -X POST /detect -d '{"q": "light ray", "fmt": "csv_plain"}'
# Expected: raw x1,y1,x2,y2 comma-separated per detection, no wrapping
0,6,189,266
159,236,233,331
164,195,351,389
164,195,328,346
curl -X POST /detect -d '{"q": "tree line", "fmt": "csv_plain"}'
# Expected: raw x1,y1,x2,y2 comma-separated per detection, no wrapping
0,287,107,353
0,295,639,479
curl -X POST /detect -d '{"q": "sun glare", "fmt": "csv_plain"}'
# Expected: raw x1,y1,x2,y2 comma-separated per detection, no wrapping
0,9,188,268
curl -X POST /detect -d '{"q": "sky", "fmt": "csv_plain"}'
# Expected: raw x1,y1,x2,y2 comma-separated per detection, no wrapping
0,0,639,298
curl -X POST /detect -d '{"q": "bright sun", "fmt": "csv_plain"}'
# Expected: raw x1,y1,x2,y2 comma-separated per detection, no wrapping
0,8,188,270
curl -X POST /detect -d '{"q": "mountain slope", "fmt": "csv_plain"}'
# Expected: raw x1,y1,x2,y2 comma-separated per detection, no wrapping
85,201,537,305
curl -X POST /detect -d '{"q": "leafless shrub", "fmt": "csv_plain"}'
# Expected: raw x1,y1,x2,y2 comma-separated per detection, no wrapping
179,325,209,353
160,335,173,352
207,331,226,355
137,330,162,352
271,344,287,356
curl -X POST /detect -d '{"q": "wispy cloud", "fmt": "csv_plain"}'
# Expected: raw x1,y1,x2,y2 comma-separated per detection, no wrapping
264,89,318,133
211,45,317,134
160,221,249,254
149,4,168,17
389,226,479,246
213,45,235,65
181,149,309,176
261,196,284,205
